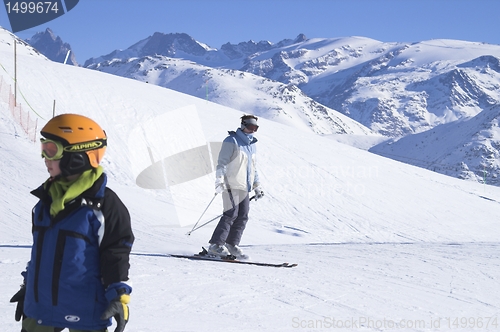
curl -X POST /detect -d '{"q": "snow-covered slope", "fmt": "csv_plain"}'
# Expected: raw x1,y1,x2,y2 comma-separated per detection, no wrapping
2,28,500,331
371,104,500,186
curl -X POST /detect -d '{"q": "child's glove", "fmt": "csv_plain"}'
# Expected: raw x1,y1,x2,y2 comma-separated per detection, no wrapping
10,284,26,322
101,283,132,332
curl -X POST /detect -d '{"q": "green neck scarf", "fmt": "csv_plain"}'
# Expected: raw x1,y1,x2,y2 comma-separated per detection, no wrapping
47,166,104,217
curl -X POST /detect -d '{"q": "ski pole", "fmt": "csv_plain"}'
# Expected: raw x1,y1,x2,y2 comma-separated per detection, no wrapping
187,193,218,236
187,213,222,235
186,195,256,236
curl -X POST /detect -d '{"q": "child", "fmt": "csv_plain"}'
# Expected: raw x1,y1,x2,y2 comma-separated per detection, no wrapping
10,113,134,332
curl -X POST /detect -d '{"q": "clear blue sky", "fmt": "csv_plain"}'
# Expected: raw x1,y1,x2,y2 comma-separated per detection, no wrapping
1,0,499,64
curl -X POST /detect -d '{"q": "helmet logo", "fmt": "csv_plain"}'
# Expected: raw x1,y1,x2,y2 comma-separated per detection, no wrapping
64,141,104,152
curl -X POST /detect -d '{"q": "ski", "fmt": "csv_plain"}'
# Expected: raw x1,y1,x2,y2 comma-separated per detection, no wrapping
169,248,298,268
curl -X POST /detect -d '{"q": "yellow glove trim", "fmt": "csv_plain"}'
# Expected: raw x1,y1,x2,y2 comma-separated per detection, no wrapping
120,294,130,321
120,294,131,304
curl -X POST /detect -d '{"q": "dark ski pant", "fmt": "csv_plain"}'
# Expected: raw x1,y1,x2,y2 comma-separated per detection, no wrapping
21,317,106,332
209,189,249,246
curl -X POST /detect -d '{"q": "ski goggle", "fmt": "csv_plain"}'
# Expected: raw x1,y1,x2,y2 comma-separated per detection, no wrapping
242,118,259,132
40,138,64,160
245,124,259,132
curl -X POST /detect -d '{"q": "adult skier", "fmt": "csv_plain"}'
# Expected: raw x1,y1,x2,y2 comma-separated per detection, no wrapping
10,114,134,332
208,115,264,259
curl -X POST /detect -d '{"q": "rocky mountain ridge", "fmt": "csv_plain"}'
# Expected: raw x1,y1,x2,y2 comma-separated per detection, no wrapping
25,28,78,65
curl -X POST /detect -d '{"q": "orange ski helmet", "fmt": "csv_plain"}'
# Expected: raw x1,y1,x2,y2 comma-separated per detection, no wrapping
40,114,107,176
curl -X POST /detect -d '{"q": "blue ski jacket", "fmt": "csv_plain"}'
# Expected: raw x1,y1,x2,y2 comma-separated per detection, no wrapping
24,173,134,330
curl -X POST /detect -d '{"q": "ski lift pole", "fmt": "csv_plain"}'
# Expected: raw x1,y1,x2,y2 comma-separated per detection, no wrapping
187,193,218,236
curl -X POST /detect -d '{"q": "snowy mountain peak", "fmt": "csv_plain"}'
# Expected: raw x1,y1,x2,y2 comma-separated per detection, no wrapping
221,39,273,60
138,32,210,57
458,55,500,72
25,28,78,65
29,27,57,43
220,34,308,60
84,32,213,67
293,33,307,43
